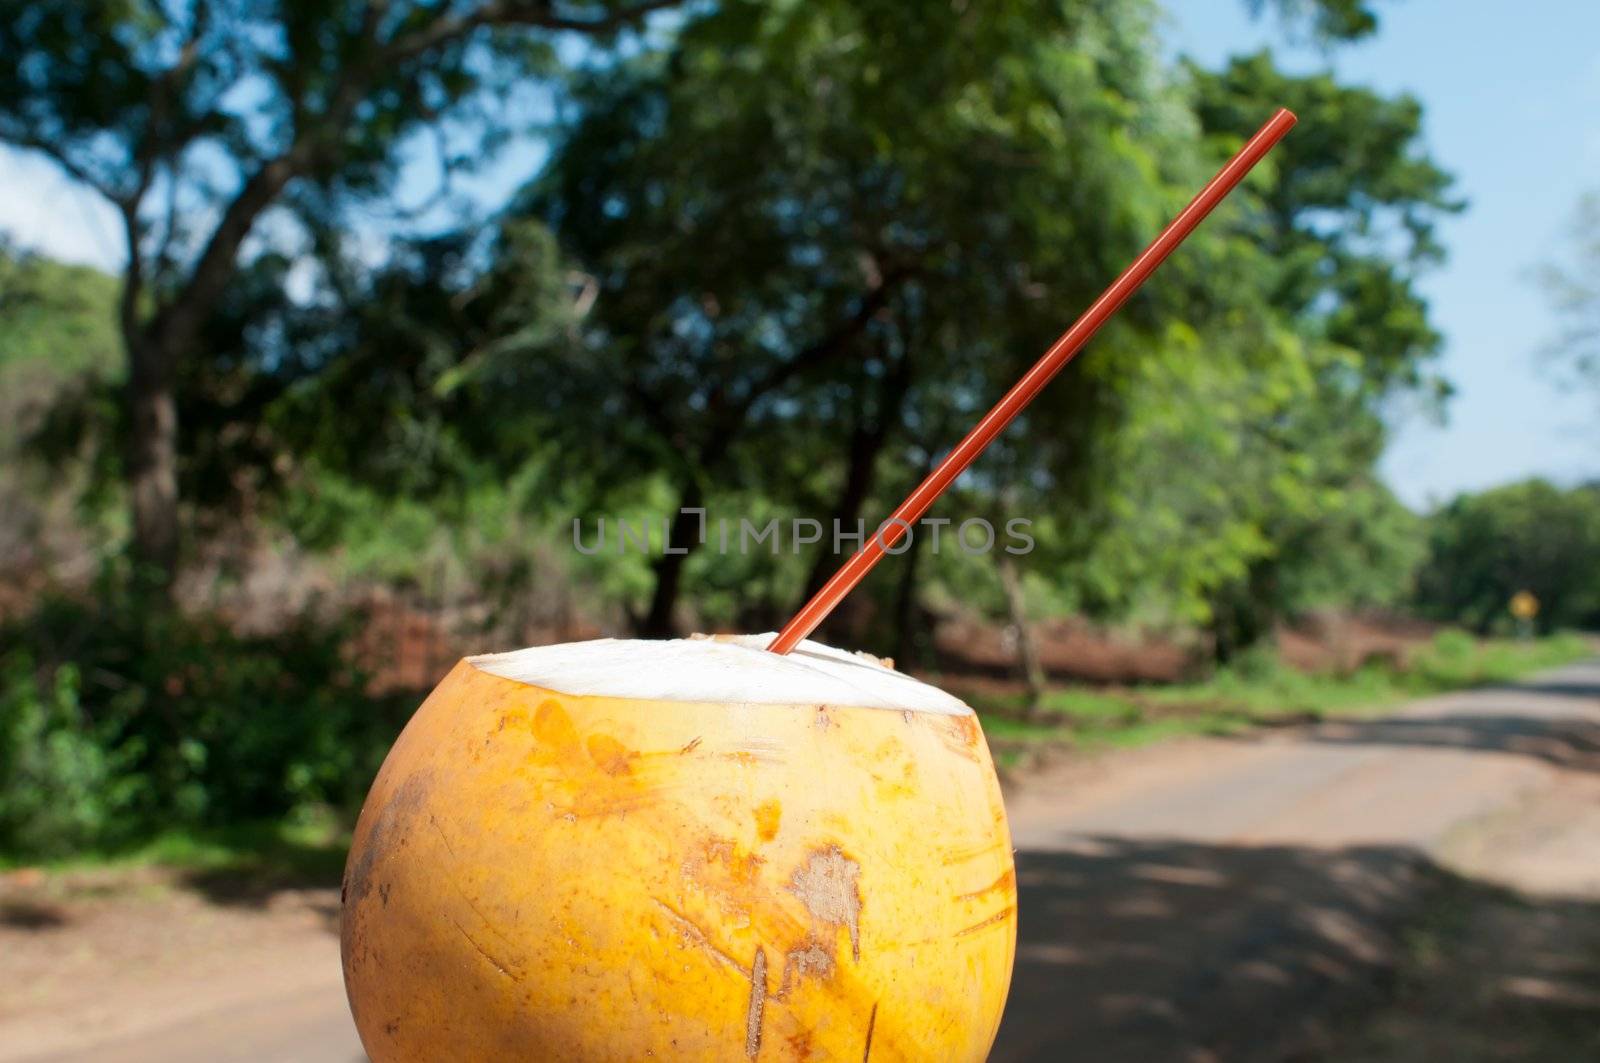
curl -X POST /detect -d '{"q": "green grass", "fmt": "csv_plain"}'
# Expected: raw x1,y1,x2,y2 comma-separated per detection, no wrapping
977,631,1594,763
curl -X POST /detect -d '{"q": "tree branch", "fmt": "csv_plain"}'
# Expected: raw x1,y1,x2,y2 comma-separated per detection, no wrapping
118,203,145,345
147,147,308,352
151,0,678,353
384,0,677,62
736,267,914,414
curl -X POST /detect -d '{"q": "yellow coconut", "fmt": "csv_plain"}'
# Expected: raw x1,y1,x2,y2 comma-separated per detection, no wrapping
341,635,1015,1061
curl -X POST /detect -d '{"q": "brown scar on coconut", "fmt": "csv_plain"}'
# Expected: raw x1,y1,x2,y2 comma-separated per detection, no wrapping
789,845,863,961
744,946,768,1059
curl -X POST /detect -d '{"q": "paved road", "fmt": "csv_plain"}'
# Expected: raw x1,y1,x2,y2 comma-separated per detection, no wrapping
9,662,1598,1062
993,660,1600,1060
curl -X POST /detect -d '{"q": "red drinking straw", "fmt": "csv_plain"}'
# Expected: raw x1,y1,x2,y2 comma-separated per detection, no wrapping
769,108,1297,655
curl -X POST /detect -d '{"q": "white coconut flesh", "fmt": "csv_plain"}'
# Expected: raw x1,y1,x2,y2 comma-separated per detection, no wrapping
468,634,973,716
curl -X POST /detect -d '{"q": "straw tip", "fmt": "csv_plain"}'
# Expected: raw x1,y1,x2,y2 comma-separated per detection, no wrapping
1274,106,1299,128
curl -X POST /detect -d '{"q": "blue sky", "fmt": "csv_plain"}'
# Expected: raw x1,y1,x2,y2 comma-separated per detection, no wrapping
3,0,1596,509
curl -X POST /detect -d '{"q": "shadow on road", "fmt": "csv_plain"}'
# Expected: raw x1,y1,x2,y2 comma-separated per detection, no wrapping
993,838,1600,1062
168,865,343,936
0,898,71,930
1505,677,1600,701
162,830,348,918
1304,713,1600,773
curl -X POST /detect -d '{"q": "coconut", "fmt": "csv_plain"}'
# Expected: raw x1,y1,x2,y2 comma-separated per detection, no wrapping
340,635,1016,1061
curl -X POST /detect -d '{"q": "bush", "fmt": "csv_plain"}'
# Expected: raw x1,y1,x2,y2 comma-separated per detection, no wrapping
1415,481,1600,634
1407,628,1591,690
0,584,410,859
0,658,143,855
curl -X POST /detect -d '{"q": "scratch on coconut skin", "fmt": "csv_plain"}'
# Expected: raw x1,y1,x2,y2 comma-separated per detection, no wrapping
862,1001,878,1061
652,899,751,977
745,947,767,1059
656,893,839,1019
940,839,1005,866
345,771,431,909
954,904,1016,937
452,886,519,951
954,868,1016,902
428,812,524,953
789,846,863,961
720,735,786,765
449,915,519,981
428,812,458,858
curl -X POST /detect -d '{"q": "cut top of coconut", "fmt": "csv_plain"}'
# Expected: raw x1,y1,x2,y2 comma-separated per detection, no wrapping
468,634,973,715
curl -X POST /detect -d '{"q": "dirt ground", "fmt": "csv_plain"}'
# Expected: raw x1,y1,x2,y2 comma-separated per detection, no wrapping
342,598,1437,694
0,867,355,1062
932,610,1436,685
2,662,1597,1062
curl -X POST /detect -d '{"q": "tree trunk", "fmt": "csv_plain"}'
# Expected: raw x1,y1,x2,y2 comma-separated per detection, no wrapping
1209,562,1276,666
997,553,1048,722
114,152,305,597
799,349,913,603
126,335,180,590
637,481,705,638
801,422,882,602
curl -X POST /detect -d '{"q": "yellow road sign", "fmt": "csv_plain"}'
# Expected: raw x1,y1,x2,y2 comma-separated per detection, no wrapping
1509,591,1539,621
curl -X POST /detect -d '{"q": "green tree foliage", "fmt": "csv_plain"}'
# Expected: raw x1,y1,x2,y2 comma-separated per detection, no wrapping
8,0,1526,861
1243,0,1383,42
249,2,1445,655
173,223,580,518
1190,54,1458,392
0,243,121,472
1134,54,1457,656
0,241,121,379
0,0,1431,643
957,52,1457,659
1415,480,1600,634
508,0,1200,635
0,240,122,454
0,244,123,570
0,0,677,588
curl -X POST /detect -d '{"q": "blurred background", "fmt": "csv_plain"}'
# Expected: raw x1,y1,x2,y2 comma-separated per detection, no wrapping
1,0,1597,1060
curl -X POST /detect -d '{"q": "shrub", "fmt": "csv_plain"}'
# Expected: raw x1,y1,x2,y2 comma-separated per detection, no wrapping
0,584,410,859
1407,628,1591,690
0,658,144,855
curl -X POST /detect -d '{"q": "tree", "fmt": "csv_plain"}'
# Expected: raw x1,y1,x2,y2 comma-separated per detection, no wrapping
919,51,1457,661
514,0,1197,636
1415,480,1600,633
1177,53,1458,657
0,0,676,590
1535,191,1600,425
